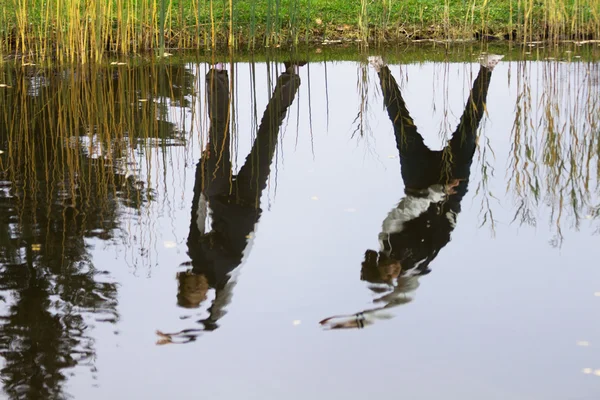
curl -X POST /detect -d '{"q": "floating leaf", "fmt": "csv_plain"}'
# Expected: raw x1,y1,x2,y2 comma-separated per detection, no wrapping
293,320,301,326
577,341,590,346
163,241,177,249
31,244,41,251
310,196,319,201
582,368,592,374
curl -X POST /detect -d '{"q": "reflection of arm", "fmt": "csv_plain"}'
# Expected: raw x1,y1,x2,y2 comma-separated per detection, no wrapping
377,66,420,146
450,66,492,151
320,275,420,330
235,72,301,202
199,267,242,330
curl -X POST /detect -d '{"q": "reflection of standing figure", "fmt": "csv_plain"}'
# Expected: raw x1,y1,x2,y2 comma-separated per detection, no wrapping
157,62,303,344
320,55,503,329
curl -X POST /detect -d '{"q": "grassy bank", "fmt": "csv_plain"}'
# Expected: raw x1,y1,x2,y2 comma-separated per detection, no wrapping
0,0,599,62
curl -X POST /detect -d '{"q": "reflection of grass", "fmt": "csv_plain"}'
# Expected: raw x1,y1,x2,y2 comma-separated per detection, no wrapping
1,0,600,61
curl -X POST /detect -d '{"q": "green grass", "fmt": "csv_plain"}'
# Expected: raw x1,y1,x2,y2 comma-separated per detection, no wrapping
0,0,599,62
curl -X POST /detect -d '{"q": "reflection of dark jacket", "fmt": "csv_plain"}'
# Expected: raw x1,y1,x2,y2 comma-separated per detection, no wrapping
380,194,458,273
376,65,492,274
186,68,301,303
186,177,262,291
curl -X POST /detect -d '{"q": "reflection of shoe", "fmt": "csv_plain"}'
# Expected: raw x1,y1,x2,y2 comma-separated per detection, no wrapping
368,55,385,72
479,54,504,71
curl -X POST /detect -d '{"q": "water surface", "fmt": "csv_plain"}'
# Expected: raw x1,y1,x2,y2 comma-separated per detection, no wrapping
0,47,599,400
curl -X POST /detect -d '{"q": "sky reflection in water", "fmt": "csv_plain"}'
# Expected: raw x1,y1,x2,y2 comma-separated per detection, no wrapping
0,50,599,400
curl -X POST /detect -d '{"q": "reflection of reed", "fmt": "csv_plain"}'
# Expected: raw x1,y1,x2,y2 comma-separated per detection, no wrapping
508,59,600,244
0,62,193,398
352,61,371,138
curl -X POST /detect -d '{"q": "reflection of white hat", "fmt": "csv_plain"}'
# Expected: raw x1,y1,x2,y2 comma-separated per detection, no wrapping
368,55,386,73
479,54,505,71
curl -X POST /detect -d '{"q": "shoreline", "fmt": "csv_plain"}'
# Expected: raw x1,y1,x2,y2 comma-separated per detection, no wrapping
3,32,600,65
2,41,599,69
1,0,599,62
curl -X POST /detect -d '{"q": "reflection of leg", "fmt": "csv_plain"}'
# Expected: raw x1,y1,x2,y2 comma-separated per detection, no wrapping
235,71,301,203
373,62,428,157
448,64,494,162
203,68,232,196
371,58,439,190
187,68,232,260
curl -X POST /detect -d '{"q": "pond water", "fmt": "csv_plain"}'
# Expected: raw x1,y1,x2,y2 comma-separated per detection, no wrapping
0,45,599,400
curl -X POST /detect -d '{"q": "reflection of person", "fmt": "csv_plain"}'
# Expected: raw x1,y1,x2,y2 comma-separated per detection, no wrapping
157,61,303,344
320,54,503,329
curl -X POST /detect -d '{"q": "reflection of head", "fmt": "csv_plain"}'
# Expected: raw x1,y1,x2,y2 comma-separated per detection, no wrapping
177,271,209,308
360,249,402,284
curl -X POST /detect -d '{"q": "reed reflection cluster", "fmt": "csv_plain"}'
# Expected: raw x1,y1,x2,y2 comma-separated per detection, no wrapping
0,62,194,398
507,56,600,244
